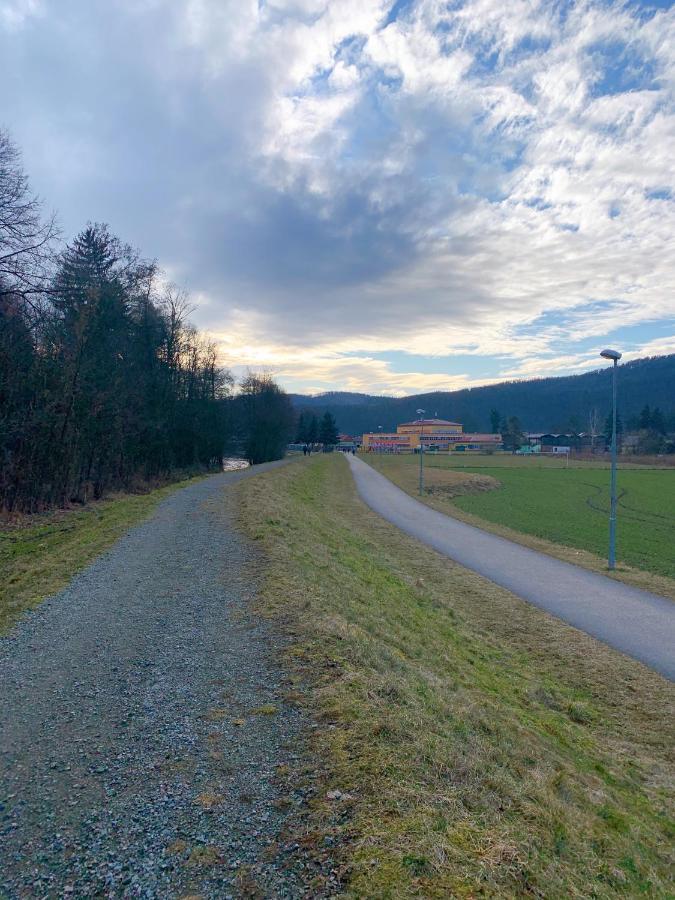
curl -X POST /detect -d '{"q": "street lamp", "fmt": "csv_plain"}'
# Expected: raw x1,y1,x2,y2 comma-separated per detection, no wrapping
600,348,622,569
416,408,425,495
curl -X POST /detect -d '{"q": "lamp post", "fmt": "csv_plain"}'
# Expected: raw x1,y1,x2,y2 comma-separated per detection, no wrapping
417,408,425,495
600,348,622,569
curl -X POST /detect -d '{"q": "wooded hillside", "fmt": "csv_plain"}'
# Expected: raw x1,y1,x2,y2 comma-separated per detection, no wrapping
291,354,675,435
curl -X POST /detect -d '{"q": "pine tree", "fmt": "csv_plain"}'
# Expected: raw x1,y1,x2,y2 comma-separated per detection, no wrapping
651,407,666,434
501,416,524,451
604,412,624,443
307,415,319,445
319,411,339,446
295,411,307,443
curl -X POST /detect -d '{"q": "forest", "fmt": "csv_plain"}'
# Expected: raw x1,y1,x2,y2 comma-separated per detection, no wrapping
0,130,294,512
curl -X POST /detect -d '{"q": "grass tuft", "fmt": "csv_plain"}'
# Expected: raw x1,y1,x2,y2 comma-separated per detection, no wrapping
250,704,279,715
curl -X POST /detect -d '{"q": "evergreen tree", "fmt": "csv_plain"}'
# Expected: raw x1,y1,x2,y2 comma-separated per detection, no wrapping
319,411,339,446
501,416,524,452
651,407,666,434
295,411,308,443
489,408,501,434
604,412,624,443
307,414,319,445
1,220,232,510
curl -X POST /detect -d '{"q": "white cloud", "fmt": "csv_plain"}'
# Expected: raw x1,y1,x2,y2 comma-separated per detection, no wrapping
0,0,40,29
1,0,674,394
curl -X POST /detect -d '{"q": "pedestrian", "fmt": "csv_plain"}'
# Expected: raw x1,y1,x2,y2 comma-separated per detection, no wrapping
303,444,308,456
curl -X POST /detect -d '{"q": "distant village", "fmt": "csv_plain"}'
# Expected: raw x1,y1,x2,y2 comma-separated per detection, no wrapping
292,408,675,457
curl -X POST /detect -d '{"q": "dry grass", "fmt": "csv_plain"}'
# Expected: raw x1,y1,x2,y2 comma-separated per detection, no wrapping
237,454,674,898
0,477,202,634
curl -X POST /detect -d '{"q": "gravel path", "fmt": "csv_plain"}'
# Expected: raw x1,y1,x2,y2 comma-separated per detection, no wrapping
348,455,675,680
0,463,334,898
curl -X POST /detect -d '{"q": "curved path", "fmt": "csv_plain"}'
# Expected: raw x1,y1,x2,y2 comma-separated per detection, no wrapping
0,463,333,899
348,455,675,680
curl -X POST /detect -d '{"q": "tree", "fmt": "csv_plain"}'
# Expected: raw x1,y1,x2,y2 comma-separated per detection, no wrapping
604,412,624,444
501,416,524,452
639,404,651,430
235,374,294,465
295,410,308,443
651,407,666,435
319,411,339,447
489,408,501,434
566,415,582,434
588,407,602,452
1,219,232,510
0,129,57,302
307,414,319,445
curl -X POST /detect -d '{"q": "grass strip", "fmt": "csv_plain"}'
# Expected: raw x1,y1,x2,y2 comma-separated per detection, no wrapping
237,454,674,898
0,476,202,634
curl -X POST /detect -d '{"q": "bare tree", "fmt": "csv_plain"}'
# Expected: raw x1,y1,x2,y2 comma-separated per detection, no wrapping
0,128,58,304
588,407,601,453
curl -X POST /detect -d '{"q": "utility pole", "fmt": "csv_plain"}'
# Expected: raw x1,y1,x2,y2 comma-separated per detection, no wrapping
600,349,622,569
417,408,425,495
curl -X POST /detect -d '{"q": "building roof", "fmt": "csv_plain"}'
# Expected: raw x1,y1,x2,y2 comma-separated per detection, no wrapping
399,418,462,427
459,433,502,441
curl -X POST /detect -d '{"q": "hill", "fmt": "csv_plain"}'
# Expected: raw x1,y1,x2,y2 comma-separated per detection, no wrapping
290,354,675,434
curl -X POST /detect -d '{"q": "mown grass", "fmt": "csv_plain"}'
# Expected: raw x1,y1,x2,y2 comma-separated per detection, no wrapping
366,453,675,596
237,454,674,898
0,477,202,634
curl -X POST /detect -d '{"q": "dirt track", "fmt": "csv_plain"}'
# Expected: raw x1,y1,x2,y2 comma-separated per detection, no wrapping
0,463,334,898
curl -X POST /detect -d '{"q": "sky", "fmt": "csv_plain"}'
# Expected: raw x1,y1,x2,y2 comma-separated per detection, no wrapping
1,0,674,396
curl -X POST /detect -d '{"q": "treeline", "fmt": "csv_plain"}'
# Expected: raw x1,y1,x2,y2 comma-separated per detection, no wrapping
0,129,294,512
295,410,339,445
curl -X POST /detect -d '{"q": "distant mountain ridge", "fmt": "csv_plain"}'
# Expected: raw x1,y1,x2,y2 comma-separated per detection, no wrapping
290,354,675,435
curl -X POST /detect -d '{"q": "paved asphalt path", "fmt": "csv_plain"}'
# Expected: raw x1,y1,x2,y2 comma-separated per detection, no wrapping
0,463,336,899
348,455,675,680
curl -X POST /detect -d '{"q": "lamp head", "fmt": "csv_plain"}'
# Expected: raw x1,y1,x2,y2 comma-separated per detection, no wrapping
600,348,622,361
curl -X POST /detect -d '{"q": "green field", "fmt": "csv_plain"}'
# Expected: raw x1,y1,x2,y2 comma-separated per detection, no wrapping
365,453,675,582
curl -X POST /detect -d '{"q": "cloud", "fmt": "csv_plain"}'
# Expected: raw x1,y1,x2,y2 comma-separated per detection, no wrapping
1,0,673,394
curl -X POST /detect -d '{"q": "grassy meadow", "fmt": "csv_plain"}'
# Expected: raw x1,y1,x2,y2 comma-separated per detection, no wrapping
365,452,675,591
237,454,674,898
0,477,201,634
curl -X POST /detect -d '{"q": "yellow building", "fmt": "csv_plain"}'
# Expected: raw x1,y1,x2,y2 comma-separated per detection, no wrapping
362,418,501,452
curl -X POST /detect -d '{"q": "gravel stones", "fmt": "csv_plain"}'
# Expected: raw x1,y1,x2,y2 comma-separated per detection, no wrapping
0,464,335,898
